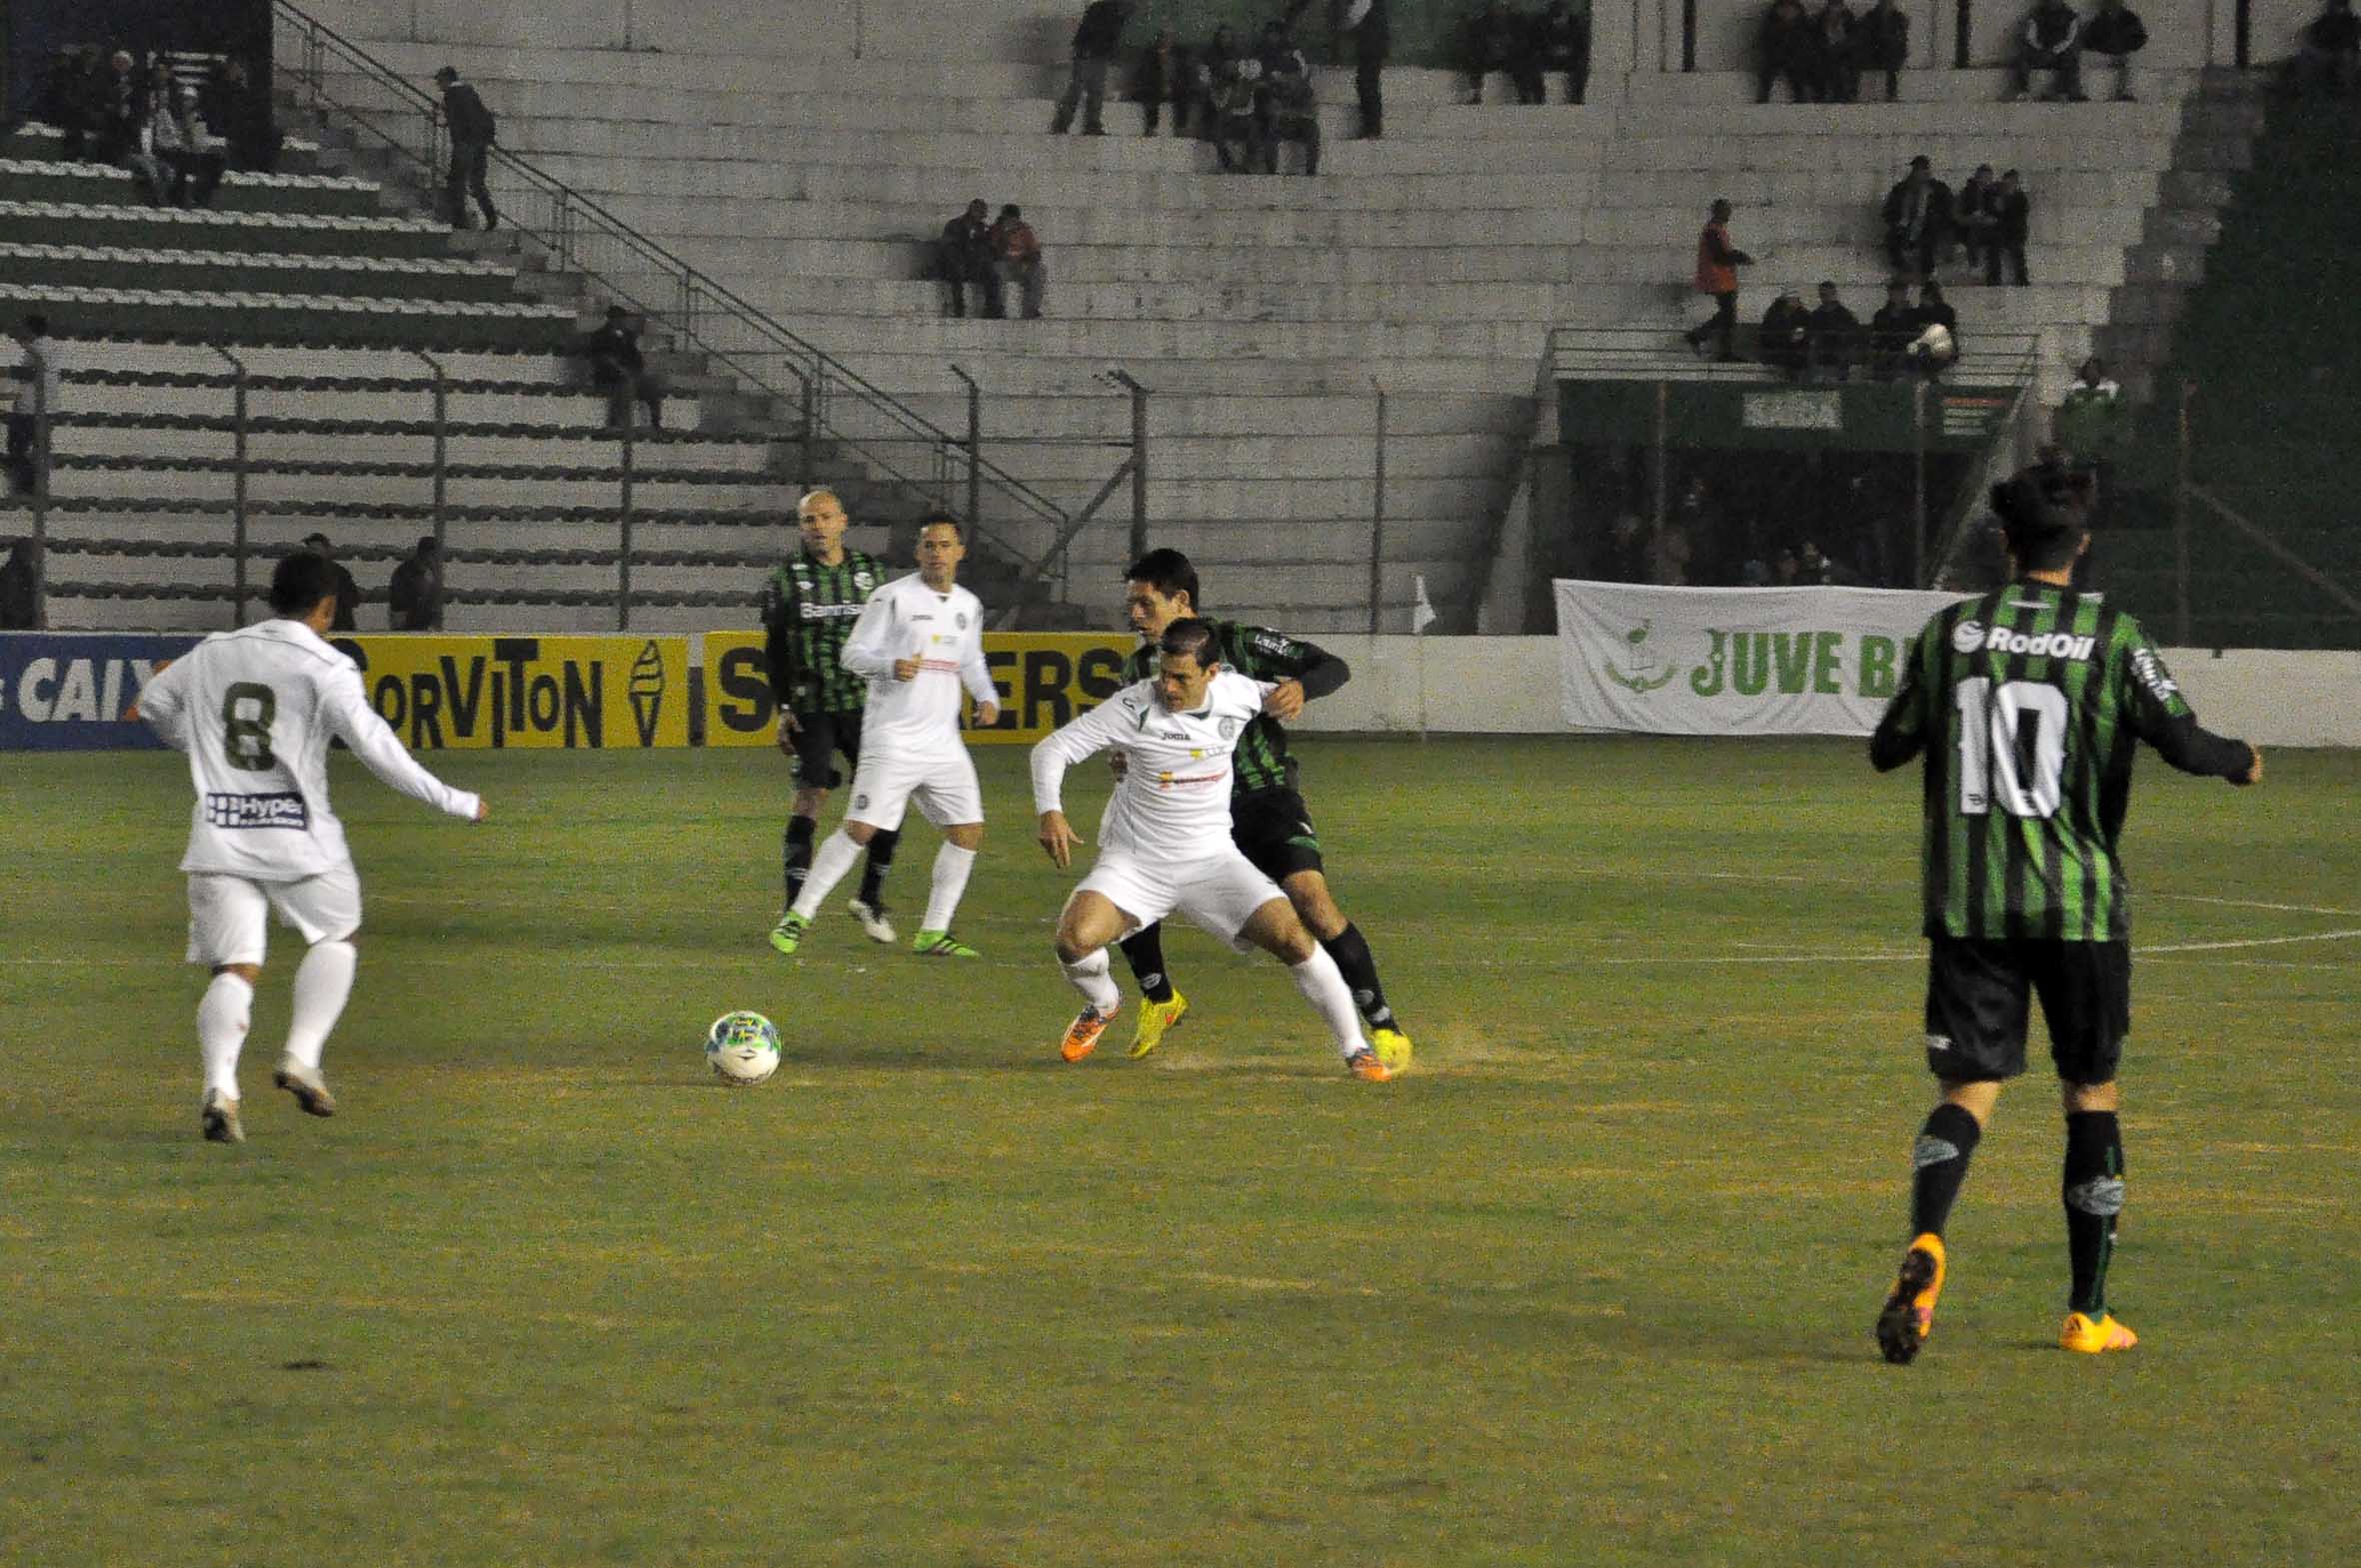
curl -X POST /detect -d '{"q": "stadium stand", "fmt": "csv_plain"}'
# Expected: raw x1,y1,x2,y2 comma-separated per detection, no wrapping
294,30,2249,631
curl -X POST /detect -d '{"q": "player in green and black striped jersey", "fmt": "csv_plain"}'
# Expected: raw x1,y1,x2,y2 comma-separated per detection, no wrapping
1109,549,1412,1071
1868,466,2261,1366
760,489,900,949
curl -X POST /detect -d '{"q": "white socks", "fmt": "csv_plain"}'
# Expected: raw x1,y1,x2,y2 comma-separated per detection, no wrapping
1061,946,1122,1016
198,971,254,1097
921,843,977,934
1289,945,1366,1058
791,828,866,920
284,939,357,1070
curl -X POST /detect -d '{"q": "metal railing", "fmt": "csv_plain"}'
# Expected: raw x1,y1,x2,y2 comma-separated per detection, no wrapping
271,0,1075,593
1549,326,2044,389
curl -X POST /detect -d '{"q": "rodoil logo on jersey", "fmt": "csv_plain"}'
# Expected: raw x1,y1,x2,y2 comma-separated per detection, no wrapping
1951,620,2096,662
204,791,309,829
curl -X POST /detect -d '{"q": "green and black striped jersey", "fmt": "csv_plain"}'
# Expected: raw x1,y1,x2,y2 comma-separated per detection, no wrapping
1125,618,1348,796
1871,581,2254,942
761,549,885,715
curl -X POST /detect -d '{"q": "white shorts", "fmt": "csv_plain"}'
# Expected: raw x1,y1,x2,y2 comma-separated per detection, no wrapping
185,867,363,967
1076,846,1286,948
844,742,983,833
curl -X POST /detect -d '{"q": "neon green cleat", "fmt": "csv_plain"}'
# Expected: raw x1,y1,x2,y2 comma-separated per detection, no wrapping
1128,990,1189,1058
1369,1025,1413,1075
768,911,810,955
913,929,980,957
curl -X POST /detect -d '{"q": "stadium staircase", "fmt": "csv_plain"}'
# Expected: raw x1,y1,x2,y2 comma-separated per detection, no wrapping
2089,76,2361,651
290,30,2248,631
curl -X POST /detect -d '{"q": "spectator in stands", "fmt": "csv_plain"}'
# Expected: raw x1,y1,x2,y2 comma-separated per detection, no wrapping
389,537,446,631
939,200,1000,319
1207,54,1264,173
301,535,363,633
1257,24,1320,174
1906,279,1959,380
1881,155,1952,280
1988,168,2030,284
0,538,36,629
1809,281,1863,381
1857,0,1911,99
1333,0,1390,137
1869,280,1915,381
148,61,225,208
1757,0,1822,102
43,46,106,161
578,305,665,431
96,51,169,204
1954,163,2000,274
2078,0,2147,98
1462,1,1537,103
1193,23,1242,136
1134,29,1189,135
201,57,281,175
2292,0,2360,96
1759,290,1813,381
1662,477,1717,583
1683,200,1753,362
2010,0,2085,101
433,65,499,231
2055,356,2127,462
1816,0,1862,101
1053,0,1133,135
1798,539,1862,585
6,315,60,496
991,205,1046,320
1532,0,1592,104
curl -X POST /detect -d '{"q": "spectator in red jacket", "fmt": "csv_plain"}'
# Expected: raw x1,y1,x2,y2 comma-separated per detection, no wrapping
1683,200,1753,363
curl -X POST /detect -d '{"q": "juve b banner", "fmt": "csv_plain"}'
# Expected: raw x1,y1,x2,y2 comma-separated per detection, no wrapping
1554,581,1964,737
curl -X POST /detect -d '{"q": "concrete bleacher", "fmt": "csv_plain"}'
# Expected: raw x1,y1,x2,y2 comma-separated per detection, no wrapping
0,129,842,632
298,32,2221,629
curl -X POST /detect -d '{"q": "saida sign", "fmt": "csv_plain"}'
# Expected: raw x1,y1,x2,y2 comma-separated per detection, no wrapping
1556,581,1965,738
341,636,689,750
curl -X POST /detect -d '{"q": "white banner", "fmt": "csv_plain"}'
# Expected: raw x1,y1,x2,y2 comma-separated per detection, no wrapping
1554,581,1965,737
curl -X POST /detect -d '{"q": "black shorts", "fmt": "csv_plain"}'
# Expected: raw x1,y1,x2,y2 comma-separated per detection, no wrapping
1923,935,2130,1085
787,708,861,791
1231,787,1324,883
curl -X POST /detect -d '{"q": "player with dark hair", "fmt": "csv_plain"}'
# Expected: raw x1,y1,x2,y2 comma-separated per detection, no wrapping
1106,549,1410,1071
764,488,899,950
1032,618,1394,1080
135,553,489,1142
1867,465,2262,1363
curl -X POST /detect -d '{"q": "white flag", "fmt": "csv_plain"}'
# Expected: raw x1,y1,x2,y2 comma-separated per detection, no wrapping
1411,575,1437,635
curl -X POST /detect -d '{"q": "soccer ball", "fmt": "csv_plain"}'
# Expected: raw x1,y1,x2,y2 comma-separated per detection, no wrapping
706,1010,782,1085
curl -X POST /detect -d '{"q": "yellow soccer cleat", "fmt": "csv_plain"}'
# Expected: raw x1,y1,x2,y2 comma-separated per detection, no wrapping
1875,1233,1947,1364
2059,1311,2139,1354
1128,991,1189,1058
1369,1025,1412,1075
1060,1006,1114,1063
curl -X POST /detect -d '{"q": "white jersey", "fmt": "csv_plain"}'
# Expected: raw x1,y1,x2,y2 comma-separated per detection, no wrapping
136,619,480,879
1031,673,1274,862
840,573,997,751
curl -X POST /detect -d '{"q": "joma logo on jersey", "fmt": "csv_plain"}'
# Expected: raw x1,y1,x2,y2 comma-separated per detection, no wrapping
1953,621,2096,662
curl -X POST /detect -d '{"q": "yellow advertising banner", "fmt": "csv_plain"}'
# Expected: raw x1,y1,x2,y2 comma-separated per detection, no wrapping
703,631,1137,747
338,635,692,750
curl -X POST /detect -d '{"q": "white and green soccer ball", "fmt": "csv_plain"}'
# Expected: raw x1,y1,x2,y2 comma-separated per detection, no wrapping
706,1010,782,1085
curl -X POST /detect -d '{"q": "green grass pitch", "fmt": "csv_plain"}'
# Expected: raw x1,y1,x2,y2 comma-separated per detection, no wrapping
3,737,2356,1566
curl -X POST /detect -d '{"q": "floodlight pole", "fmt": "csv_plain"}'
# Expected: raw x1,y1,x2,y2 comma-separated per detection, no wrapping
2174,381,2193,644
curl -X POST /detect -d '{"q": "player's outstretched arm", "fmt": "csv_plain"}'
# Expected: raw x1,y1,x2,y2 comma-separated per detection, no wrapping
1234,624,1348,720
1868,625,1932,772
323,670,484,821
1030,695,1131,861
2118,635,2258,784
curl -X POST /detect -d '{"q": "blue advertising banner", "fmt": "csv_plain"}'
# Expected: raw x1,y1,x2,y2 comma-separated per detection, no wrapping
0,632,200,751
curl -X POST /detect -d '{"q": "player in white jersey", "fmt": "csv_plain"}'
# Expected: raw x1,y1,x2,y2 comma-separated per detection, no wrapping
1031,619,1394,1079
135,553,488,1143
770,514,1002,958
